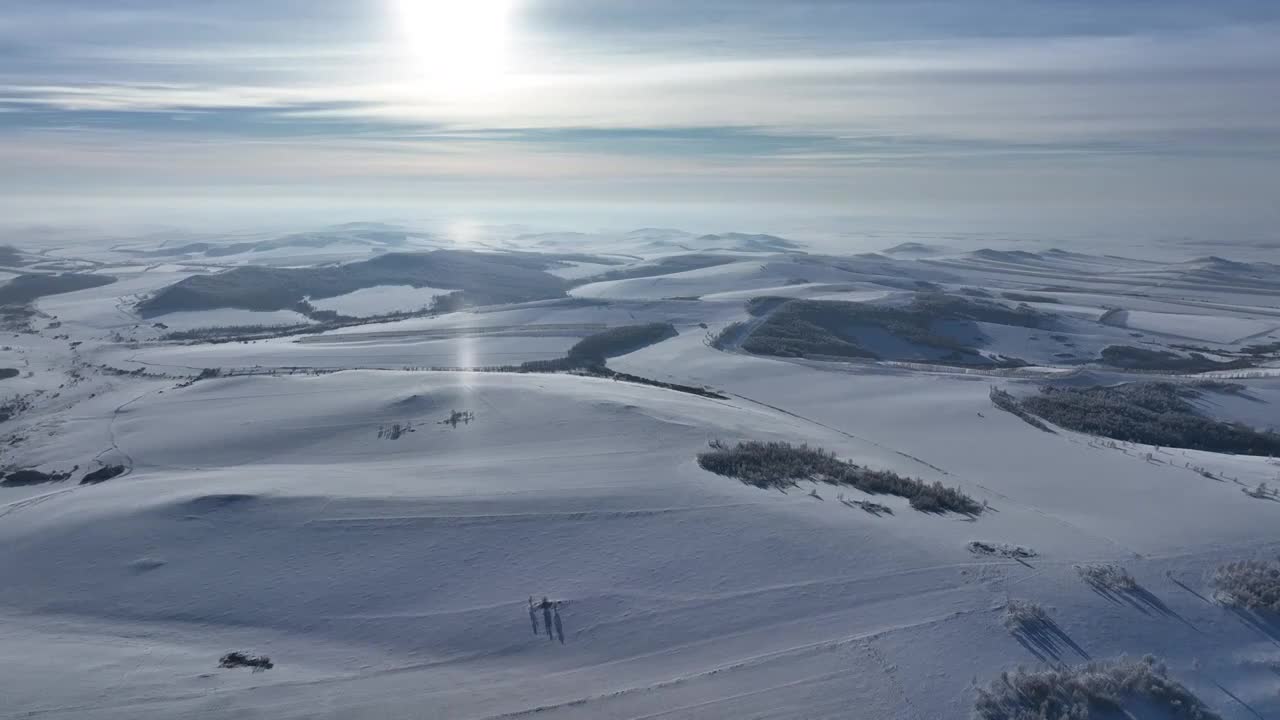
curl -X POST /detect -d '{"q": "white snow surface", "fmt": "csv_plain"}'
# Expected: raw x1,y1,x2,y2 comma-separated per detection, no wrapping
150,309,314,332
308,285,451,317
1113,310,1280,344
570,259,873,300
2,231,1279,720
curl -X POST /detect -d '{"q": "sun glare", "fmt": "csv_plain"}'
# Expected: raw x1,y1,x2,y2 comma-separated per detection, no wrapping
392,0,515,95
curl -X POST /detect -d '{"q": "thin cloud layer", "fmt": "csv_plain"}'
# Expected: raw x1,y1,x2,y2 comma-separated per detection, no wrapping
2,0,1278,227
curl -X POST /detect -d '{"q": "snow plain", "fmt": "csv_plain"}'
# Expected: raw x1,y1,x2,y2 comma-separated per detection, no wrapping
309,285,452,317
1,226,1278,719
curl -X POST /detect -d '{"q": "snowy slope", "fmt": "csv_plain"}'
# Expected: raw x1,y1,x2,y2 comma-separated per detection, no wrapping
1,230,1278,719
308,285,452,317
2,368,1276,719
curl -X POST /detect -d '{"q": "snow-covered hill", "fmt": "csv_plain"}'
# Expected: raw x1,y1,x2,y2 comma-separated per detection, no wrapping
1,226,1278,719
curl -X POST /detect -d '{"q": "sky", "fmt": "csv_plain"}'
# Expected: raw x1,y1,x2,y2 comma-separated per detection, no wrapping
2,0,1279,235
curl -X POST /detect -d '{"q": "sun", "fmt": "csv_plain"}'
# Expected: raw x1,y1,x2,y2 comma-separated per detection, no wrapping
392,0,515,95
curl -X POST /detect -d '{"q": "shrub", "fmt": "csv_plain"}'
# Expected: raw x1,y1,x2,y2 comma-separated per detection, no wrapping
1006,382,1280,456
710,321,749,350
80,465,126,485
1002,292,1060,304
0,273,116,304
138,250,566,316
989,387,1055,433
518,356,592,372
162,323,315,341
219,651,273,671
1,468,73,487
738,294,1046,365
1003,599,1050,632
696,440,982,515
1075,564,1138,593
1099,345,1253,373
0,394,33,423
1242,482,1275,499
567,322,677,362
1210,557,1280,611
973,656,1221,720
500,361,728,400
739,303,877,359
745,296,790,317
514,323,678,372
969,541,1037,560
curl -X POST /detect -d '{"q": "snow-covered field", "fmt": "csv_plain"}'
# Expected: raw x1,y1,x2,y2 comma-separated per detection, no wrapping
569,258,874,300
106,333,579,371
309,285,451,317
1,224,1278,719
151,309,315,332
1110,310,1279,344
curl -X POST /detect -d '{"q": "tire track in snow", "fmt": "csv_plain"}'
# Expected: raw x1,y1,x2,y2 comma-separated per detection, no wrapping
92,386,154,473
471,608,977,720
302,503,763,527
0,486,77,520
16,600,980,718
3,383,156,519
616,668,860,720
725,391,948,475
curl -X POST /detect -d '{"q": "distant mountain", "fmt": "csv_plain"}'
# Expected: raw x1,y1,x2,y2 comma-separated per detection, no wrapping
1183,255,1259,272
881,242,944,256
124,226,427,259
261,228,414,251
1169,256,1280,292
322,222,409,232
969,249,1042,263
693,233,801,252
0,245,30,267
573,254,740,284
624,228,695,241
513,232,593,245
0,273,116,304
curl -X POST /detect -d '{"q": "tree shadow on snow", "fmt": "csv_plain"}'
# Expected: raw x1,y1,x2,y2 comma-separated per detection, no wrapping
1166,572,1212,605
542,606,554,643
1012,616,1091,662
1228,607,1280,645
1209,679,1270,720
1086,580,1196,630
528,599,568,645
839,497,893,516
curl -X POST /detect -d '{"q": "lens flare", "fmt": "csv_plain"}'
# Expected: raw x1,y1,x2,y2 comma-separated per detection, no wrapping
392,0,515,96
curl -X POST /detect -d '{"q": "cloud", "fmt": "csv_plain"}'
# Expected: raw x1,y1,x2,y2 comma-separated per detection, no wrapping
1,0,1278,227
4,21,1277,141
